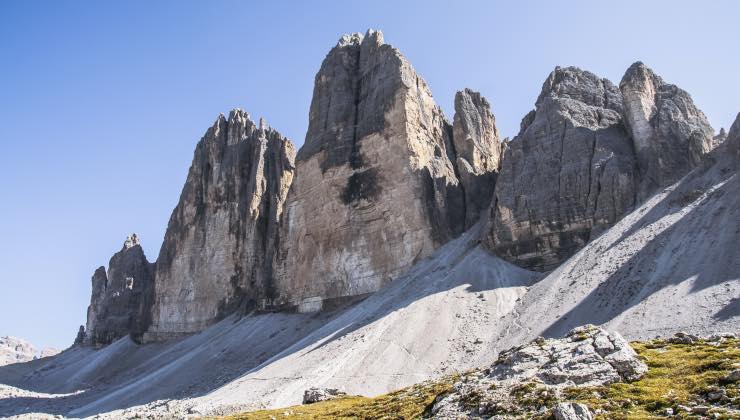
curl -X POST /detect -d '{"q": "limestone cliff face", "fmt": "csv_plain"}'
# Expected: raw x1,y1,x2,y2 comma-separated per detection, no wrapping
727,113,740,157
85,234,154,346
272,30,466,310
484,67,637,272
620,62,714,199
483,62,717,272
144,111,295,341
452,88,502,228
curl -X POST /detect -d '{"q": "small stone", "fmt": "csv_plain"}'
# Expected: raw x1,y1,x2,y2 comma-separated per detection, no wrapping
692,405,710,415
552,402,593,420
302,387,347,404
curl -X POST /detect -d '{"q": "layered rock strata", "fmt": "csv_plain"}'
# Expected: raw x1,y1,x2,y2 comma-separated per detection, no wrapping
85,233,154,346
272,30,470,310
431,325,647,418
144,111,295,341
484,67,638,271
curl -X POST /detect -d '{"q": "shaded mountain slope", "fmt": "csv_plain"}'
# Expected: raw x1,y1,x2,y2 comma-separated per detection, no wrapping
488,137,740,352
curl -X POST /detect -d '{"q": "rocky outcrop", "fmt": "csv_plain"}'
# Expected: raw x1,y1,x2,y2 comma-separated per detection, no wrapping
431,325,647,418
85,234,154,346
144,110,295,341
452,88,502,227
0,337,37,366
272,30,467,310
0,337,59,366
553,402,594,420
302,387,347,404
484,67,637,271
620,62,714,199
727,113,740,157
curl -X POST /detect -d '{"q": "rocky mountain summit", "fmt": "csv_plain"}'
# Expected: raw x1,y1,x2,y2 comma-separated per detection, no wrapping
77,29,724,343
3,29,735,420
273,29,499,311
145,110,295,341
0,336,59,366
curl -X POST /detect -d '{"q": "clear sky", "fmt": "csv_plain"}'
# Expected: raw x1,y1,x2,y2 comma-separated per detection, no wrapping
1,0,738,350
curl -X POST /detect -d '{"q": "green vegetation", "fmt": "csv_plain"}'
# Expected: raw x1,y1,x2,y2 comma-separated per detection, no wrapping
216,375,457,420
212,338,739,419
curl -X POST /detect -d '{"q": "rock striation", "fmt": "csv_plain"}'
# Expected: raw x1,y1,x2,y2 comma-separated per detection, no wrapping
619,61,714,199
272,29,472,310
484,67,637,271
0,336,37,366
85,233,154,346
484,63,716,272
452,88,503,228
144,110,295,341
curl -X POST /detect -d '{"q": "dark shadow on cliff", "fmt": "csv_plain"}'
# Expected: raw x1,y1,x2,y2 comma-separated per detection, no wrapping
541,156,740,338
0,221,541,418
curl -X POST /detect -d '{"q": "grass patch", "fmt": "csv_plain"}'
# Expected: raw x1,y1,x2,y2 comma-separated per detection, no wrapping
564,338,739,419
215,375,457,420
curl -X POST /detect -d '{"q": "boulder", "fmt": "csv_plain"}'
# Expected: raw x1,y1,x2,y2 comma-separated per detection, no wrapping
491,325,647,386
484,66,637,271
144,111,295,341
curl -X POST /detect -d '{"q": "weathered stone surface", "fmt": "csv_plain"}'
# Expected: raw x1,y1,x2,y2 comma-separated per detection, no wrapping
302,387,347,404
553,402,593,420
85,233,154,346
144,110,295,341
452,88,502,227
484,66,637,271
0,337,37,366
620,61,714,199
727,113,740,157
431,325,646,419
273,29,465,310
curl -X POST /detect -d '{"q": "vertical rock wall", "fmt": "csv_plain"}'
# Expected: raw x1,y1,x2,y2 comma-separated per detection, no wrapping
143,111,295,341
272,30,469,310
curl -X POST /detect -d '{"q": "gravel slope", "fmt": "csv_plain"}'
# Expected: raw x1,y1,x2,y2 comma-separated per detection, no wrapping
0,150,737,419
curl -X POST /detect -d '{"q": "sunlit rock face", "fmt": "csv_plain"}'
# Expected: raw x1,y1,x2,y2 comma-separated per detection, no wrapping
85,234,154,345
143,111,295,341
484,67,638,272
620,61,715,199
272,29,469,311
452,88,503,228
483,62,717,272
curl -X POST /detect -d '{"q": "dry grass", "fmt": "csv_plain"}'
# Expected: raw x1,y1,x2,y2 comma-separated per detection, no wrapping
216,375,457,420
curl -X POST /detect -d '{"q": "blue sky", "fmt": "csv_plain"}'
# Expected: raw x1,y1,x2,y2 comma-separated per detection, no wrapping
1,0,738,350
